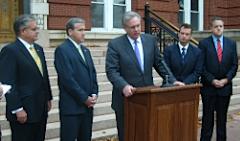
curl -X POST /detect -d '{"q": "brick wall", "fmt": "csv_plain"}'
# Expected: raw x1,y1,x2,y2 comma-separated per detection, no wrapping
47,0,240,30
132,0,179,31
48,0,91,30
204,0,240,29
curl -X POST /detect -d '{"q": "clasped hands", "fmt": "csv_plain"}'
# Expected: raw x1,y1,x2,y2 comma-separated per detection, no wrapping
212,78,228,88
85,95,98,108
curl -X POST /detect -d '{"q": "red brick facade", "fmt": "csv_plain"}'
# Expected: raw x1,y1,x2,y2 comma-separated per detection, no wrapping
47,0,240,30
48,0,91,30
204,0,240,29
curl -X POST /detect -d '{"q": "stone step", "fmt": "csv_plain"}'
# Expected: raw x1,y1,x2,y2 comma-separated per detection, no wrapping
1,113,116,141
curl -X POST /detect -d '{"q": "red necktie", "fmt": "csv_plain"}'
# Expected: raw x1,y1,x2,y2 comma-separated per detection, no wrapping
217,39,222,62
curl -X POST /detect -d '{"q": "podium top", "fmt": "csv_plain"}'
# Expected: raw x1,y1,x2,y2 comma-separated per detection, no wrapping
133,84,202,95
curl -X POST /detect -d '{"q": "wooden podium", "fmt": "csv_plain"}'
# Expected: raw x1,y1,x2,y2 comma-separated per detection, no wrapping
124,84,201,141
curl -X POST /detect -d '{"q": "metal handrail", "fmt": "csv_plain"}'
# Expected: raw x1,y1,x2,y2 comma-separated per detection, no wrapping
144,3,198,50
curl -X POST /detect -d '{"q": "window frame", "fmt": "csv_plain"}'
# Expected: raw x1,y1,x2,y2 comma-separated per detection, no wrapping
91,0,131,32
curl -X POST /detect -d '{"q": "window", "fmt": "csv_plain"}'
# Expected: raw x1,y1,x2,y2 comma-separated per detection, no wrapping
91,0,131,32
178,0,203,31
91,0,104,28
191,0,199,30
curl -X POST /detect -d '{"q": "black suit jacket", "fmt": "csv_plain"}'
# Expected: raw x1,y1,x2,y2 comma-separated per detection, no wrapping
54,39,98,115
163,44,203,84
106,34,176,112
0,39,52,122
199,36,238,96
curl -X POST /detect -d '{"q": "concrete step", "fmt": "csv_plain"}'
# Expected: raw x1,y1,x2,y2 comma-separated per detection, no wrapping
1,113,116,141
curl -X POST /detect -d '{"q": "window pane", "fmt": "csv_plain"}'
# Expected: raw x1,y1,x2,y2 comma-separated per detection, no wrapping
92,0,104,2
191,0,198,11
178,11,184,25
91,4,104,27
114,0,125,4
113,6,125,28
178,0,184,10
191,13,199,30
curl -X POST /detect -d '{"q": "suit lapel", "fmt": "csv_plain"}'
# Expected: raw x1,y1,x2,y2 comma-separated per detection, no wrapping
67,39,88,68
16,40,43,77
222,37,228,63
141,35,148,72
209,37,220,63
123,35,142,72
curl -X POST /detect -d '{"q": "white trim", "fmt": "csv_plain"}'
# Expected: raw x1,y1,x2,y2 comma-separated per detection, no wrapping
31,3,49,15
91,0,131,32
199,0,204,31
184,0,191,24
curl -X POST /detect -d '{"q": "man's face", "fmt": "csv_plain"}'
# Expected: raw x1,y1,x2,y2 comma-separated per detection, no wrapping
178,27,192,46
68,23,85,44
124,17,141,40
211,20,224,37
21,21,39,44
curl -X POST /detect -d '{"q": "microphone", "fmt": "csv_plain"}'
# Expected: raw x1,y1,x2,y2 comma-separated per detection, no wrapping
159,53,174,87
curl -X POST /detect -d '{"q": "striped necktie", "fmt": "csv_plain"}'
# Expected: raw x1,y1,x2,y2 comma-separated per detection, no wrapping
29,46,43,75
217,39,222,62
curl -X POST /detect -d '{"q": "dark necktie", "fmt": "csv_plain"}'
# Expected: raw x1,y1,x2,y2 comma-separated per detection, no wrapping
217,39,222,62
181,47,186,64
134,40,143,71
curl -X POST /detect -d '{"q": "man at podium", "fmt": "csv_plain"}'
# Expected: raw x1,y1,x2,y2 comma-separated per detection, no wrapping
105,11,184,141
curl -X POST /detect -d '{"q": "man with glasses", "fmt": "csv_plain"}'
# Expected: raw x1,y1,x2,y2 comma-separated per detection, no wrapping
0,15,52,141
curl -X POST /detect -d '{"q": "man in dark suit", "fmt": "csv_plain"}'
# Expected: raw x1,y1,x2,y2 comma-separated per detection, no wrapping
199,17,238,141
54,18,98,141
0,15,52,141
163,23,203,84
105,11,185,141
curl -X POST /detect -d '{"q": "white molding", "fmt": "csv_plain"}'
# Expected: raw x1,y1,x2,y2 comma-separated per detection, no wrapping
31,2,49,15
184,0,191,24
199,0,204,31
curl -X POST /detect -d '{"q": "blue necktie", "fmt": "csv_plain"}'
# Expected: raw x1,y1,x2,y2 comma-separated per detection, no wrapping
134,40,143,71
181,47,186,64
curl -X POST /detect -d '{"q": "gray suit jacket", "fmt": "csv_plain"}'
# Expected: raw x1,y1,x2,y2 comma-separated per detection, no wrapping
105,34,176,112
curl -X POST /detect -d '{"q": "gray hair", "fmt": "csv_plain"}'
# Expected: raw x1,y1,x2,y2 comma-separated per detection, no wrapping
122,11,141,27
66,17,85,35
13,14,36,36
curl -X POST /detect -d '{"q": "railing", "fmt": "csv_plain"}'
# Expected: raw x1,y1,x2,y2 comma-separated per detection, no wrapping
144,3,198,52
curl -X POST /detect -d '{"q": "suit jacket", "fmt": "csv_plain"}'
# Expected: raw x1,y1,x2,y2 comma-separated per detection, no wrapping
0,39,52,122
199,36,238,96
163,44,203,84
106,34,176,112
54,39,98,115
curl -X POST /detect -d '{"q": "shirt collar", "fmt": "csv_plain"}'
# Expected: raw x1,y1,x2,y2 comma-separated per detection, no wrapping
127,35,141,46
18,37,33,49
68,36,81,49
212,34,223,42
178,42,189,51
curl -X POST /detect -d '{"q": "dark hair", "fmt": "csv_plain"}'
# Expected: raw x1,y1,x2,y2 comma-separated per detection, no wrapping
210,16,224,26
65,17,85,36
179,23,192,33
13,14,36,36
122,11,141,27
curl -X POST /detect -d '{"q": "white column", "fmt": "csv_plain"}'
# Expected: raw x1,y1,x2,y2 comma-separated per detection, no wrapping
30,1,49,30
184,0,191,24
199,0,204,31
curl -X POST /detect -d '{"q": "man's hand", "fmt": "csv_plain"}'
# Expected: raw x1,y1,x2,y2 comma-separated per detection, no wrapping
16,110,27,124
212,78,228,88
85,96,97,108
48,100,52,112
173,81,185,86
122,85,135,97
